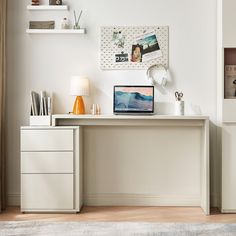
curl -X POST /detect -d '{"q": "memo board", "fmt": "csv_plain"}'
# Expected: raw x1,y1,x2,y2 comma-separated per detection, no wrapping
100,26,169,70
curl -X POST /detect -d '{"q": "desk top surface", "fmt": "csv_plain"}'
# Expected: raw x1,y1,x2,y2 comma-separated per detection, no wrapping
52,114,209,120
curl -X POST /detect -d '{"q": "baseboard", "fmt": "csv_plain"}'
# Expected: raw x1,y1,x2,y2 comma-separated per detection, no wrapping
84,193,201,206
221,209,236,213
8,193,20,206
8,193,218,208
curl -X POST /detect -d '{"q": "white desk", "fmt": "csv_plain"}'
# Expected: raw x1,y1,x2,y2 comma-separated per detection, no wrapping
52,114,210,215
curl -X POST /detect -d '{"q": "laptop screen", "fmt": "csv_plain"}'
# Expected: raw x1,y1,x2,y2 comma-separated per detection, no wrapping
113,86,154,113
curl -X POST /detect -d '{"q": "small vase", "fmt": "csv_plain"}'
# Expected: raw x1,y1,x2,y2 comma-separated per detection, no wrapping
61,18,70,29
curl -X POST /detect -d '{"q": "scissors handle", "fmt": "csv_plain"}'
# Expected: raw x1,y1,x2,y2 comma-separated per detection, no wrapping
175,92,179,98
175,91,183,101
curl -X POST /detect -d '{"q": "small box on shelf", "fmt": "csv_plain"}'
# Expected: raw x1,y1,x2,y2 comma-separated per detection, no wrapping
49,0,62,5
29,21,55,30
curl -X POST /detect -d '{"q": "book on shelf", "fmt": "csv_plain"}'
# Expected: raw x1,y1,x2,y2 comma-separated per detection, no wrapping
43,97,48,115
47,97,52,116
225,65,236,98
39,91,46,115
31,91,40,116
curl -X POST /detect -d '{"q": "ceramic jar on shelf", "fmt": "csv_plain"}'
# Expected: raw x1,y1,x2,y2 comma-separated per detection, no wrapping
61,18,70,29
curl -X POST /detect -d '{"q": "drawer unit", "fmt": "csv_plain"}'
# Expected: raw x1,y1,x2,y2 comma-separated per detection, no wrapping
20,126,82,213
21,174,74,210
21,129,73,151
21,152,74,174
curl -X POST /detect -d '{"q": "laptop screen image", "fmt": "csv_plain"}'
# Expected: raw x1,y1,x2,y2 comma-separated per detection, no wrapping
113,85,154,114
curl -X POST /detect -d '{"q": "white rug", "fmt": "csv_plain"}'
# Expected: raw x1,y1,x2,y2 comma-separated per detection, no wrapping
0,222,236,236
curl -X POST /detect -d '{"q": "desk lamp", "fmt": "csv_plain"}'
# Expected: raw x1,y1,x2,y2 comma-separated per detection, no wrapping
70,76,89,114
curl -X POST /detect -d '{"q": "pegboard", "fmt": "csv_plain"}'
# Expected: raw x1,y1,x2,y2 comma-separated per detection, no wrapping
100,26,169,70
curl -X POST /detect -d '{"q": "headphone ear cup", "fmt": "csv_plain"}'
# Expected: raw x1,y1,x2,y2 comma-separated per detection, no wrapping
160,68,168,86
146,65,155,85
147,64,168,87
146,67,151,84
161,77,167,86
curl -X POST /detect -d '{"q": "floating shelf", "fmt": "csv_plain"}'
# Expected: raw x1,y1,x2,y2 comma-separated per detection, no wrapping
27,5,69,10
26,29,86,34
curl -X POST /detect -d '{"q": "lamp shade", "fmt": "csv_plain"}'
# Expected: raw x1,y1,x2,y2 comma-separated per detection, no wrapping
70,76,90,96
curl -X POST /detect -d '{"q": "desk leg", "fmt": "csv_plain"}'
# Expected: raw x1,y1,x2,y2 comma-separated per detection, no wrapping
201,119,210,215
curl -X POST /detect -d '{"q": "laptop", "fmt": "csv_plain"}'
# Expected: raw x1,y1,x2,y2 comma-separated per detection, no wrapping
113,85,155,115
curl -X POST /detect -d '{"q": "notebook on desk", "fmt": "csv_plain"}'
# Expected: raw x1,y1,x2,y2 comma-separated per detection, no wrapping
113,85,155,115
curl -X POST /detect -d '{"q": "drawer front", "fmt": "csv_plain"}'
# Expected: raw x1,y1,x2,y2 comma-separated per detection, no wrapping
21,174,74,210
21,152,73,174
21,129,73,151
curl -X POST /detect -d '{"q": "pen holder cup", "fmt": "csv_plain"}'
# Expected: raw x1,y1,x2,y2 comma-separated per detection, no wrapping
175,101,184,116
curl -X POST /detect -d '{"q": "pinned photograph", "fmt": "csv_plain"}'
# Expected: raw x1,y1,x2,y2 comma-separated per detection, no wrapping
136,31,162,62
131,44,143,63
115,52,129,63
112,31,126,48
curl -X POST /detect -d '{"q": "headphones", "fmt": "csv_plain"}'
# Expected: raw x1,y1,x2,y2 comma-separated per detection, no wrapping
146,64,168,87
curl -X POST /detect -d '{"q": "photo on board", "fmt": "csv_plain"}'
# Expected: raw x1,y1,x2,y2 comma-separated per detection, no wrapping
136,31,162,62
115,52,129,63
131,44,143,63
112,31,126,48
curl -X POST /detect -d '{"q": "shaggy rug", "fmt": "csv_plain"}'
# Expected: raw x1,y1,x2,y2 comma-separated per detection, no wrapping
0,222,236,236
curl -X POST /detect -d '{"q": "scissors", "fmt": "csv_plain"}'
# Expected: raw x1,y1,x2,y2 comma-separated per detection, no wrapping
175,91,183,101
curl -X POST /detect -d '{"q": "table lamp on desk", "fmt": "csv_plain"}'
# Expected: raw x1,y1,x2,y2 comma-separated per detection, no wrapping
70,76,90,114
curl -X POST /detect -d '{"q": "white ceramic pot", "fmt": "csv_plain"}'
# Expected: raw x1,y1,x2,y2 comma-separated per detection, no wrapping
61,18,70,29
175,101,184,116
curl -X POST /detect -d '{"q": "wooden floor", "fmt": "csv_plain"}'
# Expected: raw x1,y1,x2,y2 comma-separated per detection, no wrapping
0,207,236,223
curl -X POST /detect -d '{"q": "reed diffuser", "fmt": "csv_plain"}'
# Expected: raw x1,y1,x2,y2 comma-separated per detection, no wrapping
73,10,83,29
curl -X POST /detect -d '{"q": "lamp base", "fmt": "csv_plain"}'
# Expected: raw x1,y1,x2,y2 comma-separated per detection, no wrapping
73,96,85,114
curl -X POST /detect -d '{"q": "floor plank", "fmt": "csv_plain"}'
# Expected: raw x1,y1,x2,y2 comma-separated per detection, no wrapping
0,207,236,223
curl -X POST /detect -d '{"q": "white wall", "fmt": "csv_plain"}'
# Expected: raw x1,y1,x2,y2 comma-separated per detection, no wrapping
7,0,218,206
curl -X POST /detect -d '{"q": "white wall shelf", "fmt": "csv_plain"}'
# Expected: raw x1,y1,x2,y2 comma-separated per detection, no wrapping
26,29,86,34
27,5,69,10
